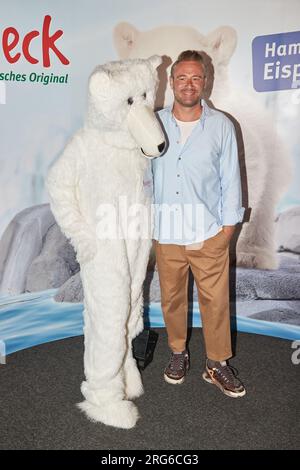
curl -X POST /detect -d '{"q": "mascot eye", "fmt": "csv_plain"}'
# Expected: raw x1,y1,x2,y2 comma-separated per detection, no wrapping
127,97,134,105
142,92,146,99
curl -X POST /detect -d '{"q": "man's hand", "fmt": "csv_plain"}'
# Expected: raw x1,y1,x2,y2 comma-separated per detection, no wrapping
222,225,236,241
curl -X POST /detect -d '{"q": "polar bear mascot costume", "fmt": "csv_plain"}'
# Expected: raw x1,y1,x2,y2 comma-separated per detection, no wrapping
46,55,165,429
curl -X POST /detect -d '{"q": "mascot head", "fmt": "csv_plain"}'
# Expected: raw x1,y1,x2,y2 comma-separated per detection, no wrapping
87,55,165,157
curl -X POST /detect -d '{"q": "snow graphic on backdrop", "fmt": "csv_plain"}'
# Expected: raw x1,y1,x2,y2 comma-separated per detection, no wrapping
262,91,300,212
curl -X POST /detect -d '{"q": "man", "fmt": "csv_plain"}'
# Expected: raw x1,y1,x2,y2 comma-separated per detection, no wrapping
152,50,246,398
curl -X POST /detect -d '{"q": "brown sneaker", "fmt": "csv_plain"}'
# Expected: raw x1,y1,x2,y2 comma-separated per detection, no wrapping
164,350,189,385
202,359,246,398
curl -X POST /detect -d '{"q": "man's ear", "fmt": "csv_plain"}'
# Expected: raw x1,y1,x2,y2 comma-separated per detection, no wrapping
169,75,174,90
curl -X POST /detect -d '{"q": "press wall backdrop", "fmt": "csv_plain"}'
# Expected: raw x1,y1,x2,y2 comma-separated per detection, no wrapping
0,0,300,357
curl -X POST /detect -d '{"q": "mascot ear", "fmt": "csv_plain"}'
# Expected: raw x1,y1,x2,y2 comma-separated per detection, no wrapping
89,70,110,99
148,55,162,71
114,22,140,59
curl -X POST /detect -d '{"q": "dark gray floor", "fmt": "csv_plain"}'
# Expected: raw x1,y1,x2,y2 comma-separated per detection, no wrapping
1,329,299,450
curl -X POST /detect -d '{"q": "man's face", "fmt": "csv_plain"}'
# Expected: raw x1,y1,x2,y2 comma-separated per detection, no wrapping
170,60,206,108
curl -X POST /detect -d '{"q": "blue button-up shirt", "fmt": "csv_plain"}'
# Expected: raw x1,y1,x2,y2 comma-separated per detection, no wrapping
152,100,245,244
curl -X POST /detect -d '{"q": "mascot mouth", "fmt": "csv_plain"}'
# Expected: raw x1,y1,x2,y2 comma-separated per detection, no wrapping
158,142,165,153
127,103,165,158
141,142,165,157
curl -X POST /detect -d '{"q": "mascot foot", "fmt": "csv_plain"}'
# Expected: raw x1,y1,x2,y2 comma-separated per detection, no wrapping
124,365,144,400
77,399,139,429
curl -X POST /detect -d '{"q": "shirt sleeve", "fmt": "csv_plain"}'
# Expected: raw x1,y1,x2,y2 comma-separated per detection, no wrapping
219,120,245,225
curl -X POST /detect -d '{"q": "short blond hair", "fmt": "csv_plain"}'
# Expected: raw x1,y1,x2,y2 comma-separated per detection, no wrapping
170,50,206,78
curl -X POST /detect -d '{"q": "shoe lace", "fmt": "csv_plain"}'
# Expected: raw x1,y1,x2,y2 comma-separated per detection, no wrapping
214,364,240,387
170,353,185,371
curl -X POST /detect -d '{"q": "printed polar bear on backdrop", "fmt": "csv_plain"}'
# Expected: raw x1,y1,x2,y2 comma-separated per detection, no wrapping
46,56,165,429
114,23,292,269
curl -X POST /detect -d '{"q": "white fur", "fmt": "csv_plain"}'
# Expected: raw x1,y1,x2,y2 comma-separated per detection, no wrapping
46,57,164,428
77,400,139,429
114,23,292,269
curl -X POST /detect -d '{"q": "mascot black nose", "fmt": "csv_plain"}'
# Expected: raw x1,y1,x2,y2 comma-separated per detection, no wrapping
158,142,165,153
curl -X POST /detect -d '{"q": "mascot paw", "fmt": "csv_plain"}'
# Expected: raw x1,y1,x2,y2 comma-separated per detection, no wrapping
76,240,97,265
77,399,139,429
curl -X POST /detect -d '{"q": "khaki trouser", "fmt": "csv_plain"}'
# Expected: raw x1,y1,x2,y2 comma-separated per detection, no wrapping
155,230,232,362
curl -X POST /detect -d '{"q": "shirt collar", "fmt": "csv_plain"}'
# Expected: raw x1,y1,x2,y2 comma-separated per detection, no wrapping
166,99,211,130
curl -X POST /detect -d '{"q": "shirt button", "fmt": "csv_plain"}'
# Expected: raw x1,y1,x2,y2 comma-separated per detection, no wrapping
177,174,180,177
179,157,182,160
176,191,179,194
177,141,180,144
